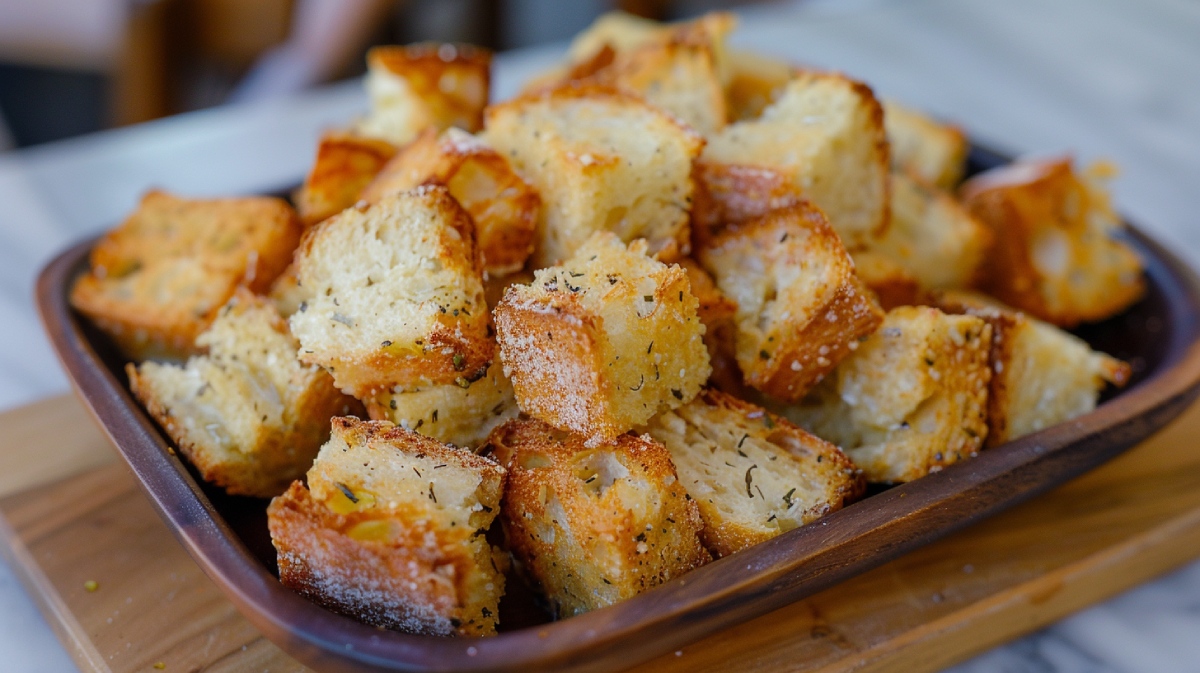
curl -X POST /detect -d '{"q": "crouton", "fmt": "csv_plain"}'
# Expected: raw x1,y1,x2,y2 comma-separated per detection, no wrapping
690,161,805,249
883,99,969,190
697,203,884,401
861,171,992,290
364,364,519,450
288,187,492,397
127,290,358,497
294,132,397,227
961,158,1145,327
356,43,491,146
702,71,890,250
483,268,534,310
483,84,703,267
599,35,727,136
486,418,708,617
361,128,540,275
783,307,992,483
641,389,862,558
566,11,736,77
724,49,795,122
494,233,710,445
933,290,1130,446
71,190,301,360
269,417,506,636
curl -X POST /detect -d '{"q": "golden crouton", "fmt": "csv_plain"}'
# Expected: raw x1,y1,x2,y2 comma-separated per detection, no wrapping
703,71,890,250
697,203,884,401
294,132,397,227
486,418,709,618
364,364,519,450
690,161,805,248
288,187,492,397
361,128,540,275
961,158,1144,327
128,290,359,497
859,171,992,291
724,49,795,122
356,43,491,146
883,99,969,190
601,36,727,136
566,11,736,77
71,190,301,360
268,417,506,636
933,291,1130,446
483,84,703,267
642,389,862,558
495,233,710,445
784,307,992,483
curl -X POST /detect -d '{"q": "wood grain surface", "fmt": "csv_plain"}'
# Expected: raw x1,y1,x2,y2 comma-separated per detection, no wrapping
2,393,1200,673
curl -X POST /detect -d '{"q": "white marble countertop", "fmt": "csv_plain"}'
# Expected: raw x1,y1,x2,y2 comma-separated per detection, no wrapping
1,0,1198,670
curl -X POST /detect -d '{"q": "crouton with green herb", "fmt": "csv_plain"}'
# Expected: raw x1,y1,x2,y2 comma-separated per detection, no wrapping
269,417,506,635
642,389,862,557
486,417,708,617
494,233,710,445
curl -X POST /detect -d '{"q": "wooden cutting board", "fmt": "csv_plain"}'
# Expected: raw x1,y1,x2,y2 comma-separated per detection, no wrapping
3,394,1200,673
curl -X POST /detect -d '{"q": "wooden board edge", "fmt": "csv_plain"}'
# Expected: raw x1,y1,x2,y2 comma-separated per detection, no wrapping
0,511,113,673
834,502,1200,673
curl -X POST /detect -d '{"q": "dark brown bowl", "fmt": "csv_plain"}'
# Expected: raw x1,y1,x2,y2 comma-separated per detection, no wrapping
36,146,1200,672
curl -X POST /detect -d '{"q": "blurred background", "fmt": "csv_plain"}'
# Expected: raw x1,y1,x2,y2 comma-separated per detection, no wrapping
0,0,776,150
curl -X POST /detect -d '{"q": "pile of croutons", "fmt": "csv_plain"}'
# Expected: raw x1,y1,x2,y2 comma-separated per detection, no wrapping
71,11,1142,637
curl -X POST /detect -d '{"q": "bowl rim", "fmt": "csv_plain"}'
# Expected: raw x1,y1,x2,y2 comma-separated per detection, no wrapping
35,154,1200,673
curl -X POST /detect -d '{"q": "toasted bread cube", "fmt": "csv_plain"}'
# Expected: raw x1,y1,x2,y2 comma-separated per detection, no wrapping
269,417,506,635
605,36,727,136
361,128,540,275
703,72,890,249
486,418,708,617
495,233,710,445
71,191,301,360
724,49,795,122
127,290,358,497
690,161,805,249
356,43,491,146
288,186,492,397
860,171,992,290
933,291,1130,446
851,251,923,311
961,158,1144,327
294,132,397,227
784,307,992,483
642,389,862,558
883,99,969,190
698,203,884,401
567,11,736,76
483,85,703,267
364,364,519,450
